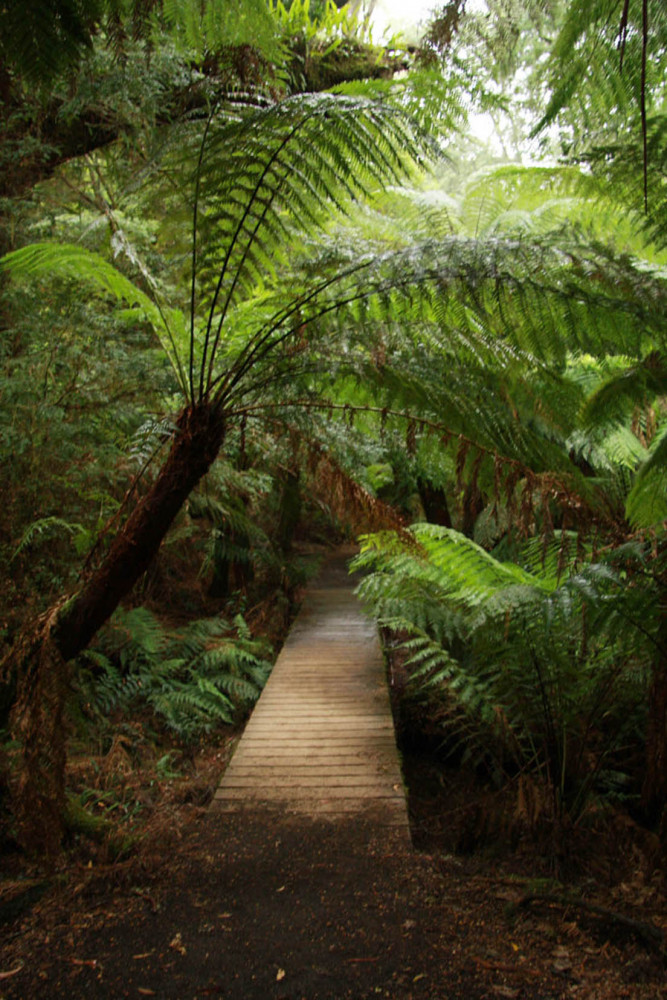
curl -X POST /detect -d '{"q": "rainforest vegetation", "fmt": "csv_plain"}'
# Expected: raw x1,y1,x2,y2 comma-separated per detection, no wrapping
2,0,667,878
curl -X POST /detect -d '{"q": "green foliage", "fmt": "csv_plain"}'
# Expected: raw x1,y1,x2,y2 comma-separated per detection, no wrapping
159,0,281,60
11,517,88,563
355,524,651,824
0,242,190,392
6,0,667,854
0,0,282,86
0,0,102,85
270,0,371,45
76,606,272,739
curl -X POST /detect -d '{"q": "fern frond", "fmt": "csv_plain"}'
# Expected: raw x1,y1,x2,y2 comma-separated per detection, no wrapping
0,243,189,393
11,515,85,562
159,0,280,60
0,0,100,83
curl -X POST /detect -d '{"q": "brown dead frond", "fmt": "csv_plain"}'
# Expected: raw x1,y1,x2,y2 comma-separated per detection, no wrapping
307,447,407,537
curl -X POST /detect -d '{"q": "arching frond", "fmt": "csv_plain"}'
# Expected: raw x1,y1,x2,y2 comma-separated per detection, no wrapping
189,92,436,396
355,522,653,821
0,242,190,393
0,0,102,84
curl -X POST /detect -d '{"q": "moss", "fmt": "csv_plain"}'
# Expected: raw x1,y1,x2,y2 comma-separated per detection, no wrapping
63,793,112,840
305,42,403,91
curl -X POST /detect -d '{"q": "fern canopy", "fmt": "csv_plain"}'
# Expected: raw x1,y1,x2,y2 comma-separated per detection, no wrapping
355,524,652,822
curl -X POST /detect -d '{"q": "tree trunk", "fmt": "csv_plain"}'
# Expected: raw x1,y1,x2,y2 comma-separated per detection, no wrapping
642,603,667,827
5,402,226,853
417,477,452,527
277,467,301,554
54,403,225,660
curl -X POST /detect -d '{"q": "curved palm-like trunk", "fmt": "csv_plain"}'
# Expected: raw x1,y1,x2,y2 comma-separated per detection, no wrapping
55,403,225,660
7,401,226,853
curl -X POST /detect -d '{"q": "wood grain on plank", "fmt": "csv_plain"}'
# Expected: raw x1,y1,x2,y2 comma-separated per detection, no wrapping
212,555,409,836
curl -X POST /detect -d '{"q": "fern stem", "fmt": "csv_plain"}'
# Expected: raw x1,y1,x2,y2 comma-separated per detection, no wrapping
190,107,215,404
641,0,649,213
208,245,383,406
200,102,315,399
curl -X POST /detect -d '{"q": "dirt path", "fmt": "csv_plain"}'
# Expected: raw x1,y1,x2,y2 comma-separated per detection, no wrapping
2,809,666,999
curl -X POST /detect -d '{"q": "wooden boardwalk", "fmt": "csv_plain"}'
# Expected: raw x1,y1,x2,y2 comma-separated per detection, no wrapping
213,553,409,834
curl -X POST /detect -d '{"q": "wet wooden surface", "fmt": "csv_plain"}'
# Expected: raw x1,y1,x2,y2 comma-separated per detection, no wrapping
213,551,409,836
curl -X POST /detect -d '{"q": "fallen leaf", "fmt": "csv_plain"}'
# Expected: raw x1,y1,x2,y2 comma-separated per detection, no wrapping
137,990,156,996
0,963,24,981
169,933,187,956
276,968,286,981
133,953,152,960
490,987,520,998
551,946,572,973
276,885,286,893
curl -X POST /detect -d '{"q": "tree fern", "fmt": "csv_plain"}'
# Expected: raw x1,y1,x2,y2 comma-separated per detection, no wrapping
534,0,667,209
355,524,652,823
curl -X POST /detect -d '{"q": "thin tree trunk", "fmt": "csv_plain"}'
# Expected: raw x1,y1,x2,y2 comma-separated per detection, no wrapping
54,404,225,660
4,402,226,853
642,603,667,826
277,466,301,554
417,477,452,527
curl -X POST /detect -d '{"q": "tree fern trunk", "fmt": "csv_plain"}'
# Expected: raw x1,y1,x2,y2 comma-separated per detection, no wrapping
54,403,226,660
5,401,226,853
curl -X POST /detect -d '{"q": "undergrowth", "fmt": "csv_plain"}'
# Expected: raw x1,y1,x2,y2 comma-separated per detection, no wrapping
355,524,652,855
74,606,273,741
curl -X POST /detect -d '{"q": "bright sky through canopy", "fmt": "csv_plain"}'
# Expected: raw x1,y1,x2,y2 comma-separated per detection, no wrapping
372,0,488,41
372,0,438,40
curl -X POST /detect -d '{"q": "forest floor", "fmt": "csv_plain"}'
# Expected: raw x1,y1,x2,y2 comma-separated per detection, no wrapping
1,736,667,1000
2,549,667,998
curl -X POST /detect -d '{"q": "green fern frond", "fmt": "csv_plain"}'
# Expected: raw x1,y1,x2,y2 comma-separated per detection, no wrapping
11,515,86,563
357,520,652,819
0,0,100,84
159,0,280,60
76,605,271,738
0,242,189,393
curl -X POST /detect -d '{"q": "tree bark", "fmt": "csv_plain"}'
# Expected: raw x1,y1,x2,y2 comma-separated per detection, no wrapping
54,403,225,659
642,602,667,827
5,401,226,853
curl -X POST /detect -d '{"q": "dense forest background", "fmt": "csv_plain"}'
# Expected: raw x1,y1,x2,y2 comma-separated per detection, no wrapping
2,0,667,868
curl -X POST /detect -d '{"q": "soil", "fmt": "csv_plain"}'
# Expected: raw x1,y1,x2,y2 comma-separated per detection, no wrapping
1,754,667,1000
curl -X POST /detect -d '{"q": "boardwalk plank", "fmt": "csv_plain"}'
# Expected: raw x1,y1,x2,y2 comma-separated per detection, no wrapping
212,554,409,836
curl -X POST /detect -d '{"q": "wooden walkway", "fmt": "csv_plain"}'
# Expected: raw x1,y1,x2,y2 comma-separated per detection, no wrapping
213,552,409,834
